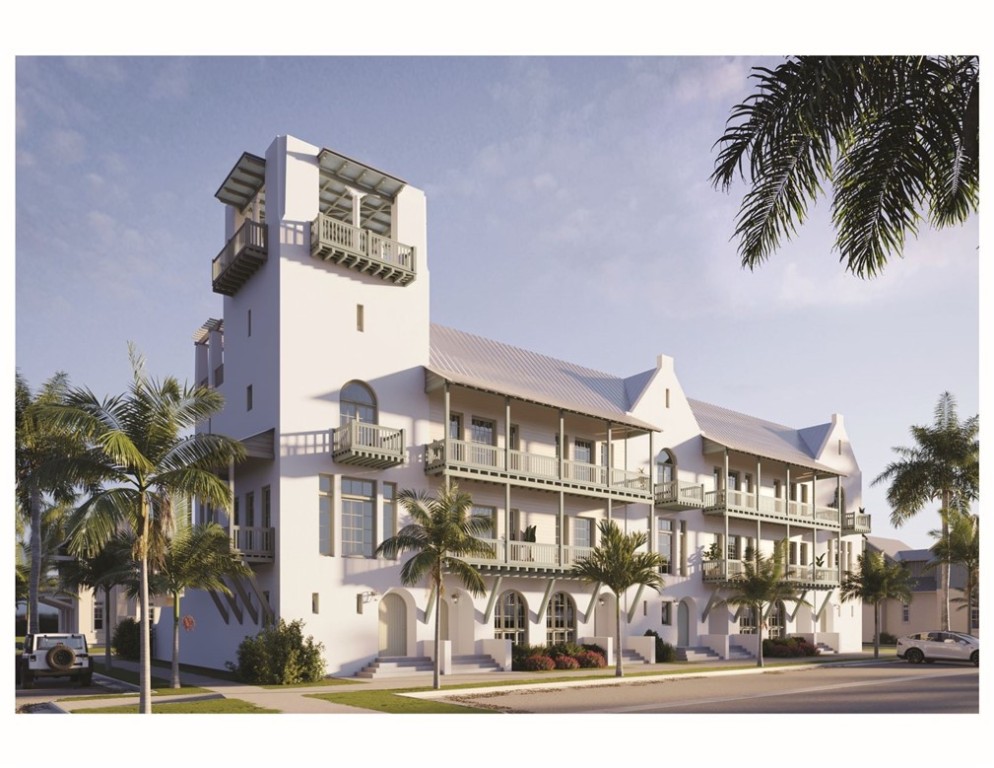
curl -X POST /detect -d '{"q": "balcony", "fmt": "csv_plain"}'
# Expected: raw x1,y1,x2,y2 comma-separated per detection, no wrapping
231,525,274,563
655,480,706,510
333,421,406,468
424,439,651,500
703,489,841,527
702,559,838,589
842,510,872,535
212,220,267,296
310,214,416,285
463,537,594,575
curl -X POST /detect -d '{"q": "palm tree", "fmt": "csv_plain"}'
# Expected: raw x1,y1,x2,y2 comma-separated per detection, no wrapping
569,519,666,677
722,541,807,668
873,392,978,630
146,515,251,688
712,56,979,277
841,550,914,658
374,484,492,690
15,372,89,634
929,508,980,634
44,346,244,713
58,533,135,671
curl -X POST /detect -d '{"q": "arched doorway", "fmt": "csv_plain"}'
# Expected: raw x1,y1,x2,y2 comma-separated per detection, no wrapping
546,592,577,645
767,601,786,639
494,591,528,646
378,593,407,656
677,599,691,646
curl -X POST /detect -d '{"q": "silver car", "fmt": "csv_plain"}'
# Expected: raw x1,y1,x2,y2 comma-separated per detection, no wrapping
896,631,979,666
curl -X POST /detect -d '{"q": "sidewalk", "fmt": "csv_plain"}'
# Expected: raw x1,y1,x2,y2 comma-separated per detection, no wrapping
51,652,886,714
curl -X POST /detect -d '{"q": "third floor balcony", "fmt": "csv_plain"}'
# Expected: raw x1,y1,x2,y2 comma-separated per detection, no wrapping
702,559,839,589
703,489,841,528
311,214,416,285
333,421,406,469
212,220,268,296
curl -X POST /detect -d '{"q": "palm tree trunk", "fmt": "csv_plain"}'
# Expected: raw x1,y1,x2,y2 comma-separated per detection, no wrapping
28,488,42,635
139,497,152,714
940,493,951,631
615,595,623,678
103,586,112,670
171,592,181,688
873,601,881,659
757,605,764,668
433,575,441,690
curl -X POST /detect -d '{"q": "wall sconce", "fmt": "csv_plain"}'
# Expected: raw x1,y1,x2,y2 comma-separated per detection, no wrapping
356,590,379,614
451,594,459,604
598,596,606,606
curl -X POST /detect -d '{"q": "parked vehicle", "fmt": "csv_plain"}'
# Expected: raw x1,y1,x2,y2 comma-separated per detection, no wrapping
19,633,92,687
896,631,979,667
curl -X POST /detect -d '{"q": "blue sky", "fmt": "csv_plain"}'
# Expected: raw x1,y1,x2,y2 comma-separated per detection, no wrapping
13,55,979,552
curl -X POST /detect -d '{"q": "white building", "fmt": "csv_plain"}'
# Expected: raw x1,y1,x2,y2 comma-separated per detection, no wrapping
174,134,870,676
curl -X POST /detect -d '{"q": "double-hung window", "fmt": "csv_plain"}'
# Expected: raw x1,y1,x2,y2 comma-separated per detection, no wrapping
342,478,375,557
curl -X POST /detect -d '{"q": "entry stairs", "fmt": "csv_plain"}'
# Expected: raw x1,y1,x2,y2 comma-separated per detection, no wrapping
356,653,502,679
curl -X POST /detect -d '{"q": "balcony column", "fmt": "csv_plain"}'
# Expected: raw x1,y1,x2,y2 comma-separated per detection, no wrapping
755,458,761,512
785,465,791,555
349,189,362,227
837,475,844,583
443,382,451,491
812,473,817,583
558,492,565,566
504,484,511,564
558,410,564,481
504,398,511,471
605,422,613,490
648,431,654,553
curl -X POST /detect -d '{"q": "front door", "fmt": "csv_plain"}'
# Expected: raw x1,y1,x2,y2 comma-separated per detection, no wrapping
678,600,690,646
378,593,407,656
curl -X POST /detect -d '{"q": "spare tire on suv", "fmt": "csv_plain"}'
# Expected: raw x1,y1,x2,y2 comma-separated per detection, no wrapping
20,633,92,688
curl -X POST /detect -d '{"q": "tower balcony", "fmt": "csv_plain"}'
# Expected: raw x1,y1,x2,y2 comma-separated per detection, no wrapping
333,421,406,468
424,439,651,501
841,510,872,535
310,214,416,285
212,220,268,296
655,480,707,510
703,489,841,528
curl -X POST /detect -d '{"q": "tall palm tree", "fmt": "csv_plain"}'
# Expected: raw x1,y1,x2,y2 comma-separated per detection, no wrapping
873,392,978,630
146,515,251,688
929,508,980,634
712,56,979,277
722,541,807,668
841,550,914,658
44,346,244,713
58,533,135,671
15,372,89,634
570,519,666,677
374,484,492,690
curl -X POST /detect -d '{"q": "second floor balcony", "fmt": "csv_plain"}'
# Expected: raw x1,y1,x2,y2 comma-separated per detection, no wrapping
212,220,268,296
463,537,593,575
702,559,838,589
655,480,706,510
704,489,841,528
424,438,651,500
231,525,274,563
842,510,872,535
333,421,406,468
311,214,416,285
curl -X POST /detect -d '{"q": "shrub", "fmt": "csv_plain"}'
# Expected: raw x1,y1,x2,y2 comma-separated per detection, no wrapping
228,619,326,684
644,629,677,663
520,654,556,671
574,650,607,668
112,618,153,661
762,636,819,658
554,654,580,670
547,641,585,659
879,632,898,645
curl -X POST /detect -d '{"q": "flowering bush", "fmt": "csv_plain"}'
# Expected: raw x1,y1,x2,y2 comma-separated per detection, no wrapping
554,654,580,670
762,637,819,658
574,650,607,668
521,654,556,671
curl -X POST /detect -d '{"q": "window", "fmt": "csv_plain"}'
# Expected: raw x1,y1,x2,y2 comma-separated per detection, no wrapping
382,483,397,556
245,491,255,527
661,602,672,625
356,304,364,332
773,480,782,499
902,603,910,622
471,417,495,445
679,521,687,576
574,439,593,464
743,474,753,494
665,388,670,408
546,593,577,645
340,381,376,425
727,534,742,561
657,452,674,484
449,413,463,440
247,308,252,337
739,605,757,634
261,485,271,528
246,385,253,411
93,601,104,632
471,505,497,538
574,517,594,549
342,478,375,557
727,471,740,491
312,593,320,614
657,518,673,574
494,591,527,646
318,475,333,556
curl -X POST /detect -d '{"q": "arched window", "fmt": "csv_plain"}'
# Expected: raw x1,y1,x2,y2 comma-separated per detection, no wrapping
494,591,527,646
738,605,757,634
340,381,377,426
656,450,676,484
767,601,786,639
546,592,576,645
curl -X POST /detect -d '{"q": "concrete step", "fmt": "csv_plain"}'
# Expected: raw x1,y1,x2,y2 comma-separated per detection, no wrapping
676,646,722,662
621,648,650,664
355,656,435,679
451,654,502,673
816,643,837,655
728,644,754,660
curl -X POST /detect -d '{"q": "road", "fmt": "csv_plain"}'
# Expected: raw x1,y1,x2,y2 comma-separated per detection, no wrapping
446,661,979,714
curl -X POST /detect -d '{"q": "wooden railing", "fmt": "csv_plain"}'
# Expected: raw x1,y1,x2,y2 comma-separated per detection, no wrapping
310,214,415,281
334,421,405,456
655,480,706,507
842,510,872,533
464,538,593,569
704,490,841,526
702,558,837,587
230,525,274,559
212,220,267,281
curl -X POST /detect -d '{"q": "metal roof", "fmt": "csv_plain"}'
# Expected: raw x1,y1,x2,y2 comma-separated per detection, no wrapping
215,152,266,211
428,325,658,432
689,399,840,476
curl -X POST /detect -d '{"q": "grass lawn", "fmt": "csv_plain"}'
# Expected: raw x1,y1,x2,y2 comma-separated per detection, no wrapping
74,698,279,714
308,689,492,714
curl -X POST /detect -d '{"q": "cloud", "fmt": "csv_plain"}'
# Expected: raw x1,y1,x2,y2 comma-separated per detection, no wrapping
64,57,128,83
149,59,193,101
46,129,86,164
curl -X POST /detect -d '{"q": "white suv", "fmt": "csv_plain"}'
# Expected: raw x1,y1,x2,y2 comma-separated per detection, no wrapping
896,630,979,667
19,633,93,688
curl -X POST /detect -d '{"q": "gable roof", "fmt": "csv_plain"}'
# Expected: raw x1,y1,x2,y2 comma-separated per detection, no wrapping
688,399,840,476
427,324,658,431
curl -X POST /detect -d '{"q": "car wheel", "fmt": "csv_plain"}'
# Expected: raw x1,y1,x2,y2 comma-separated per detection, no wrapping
971,650,979,667
46,645,76,672
906,648,924,664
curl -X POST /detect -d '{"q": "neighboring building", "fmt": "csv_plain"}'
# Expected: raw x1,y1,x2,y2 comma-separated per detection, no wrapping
863,536,974,640
171,134,870,676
